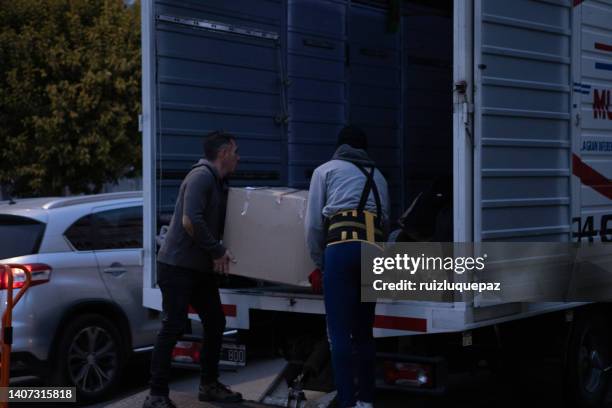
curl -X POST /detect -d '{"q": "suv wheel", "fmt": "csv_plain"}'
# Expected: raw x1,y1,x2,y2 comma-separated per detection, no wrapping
51,314,126,401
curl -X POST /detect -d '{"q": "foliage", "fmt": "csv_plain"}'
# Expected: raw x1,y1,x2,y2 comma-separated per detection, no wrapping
0,0,141,196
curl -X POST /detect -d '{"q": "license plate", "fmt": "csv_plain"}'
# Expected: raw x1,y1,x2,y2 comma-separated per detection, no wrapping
220,343,246,367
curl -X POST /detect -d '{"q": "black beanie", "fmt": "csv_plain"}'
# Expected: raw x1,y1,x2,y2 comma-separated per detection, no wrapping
336,125,368,150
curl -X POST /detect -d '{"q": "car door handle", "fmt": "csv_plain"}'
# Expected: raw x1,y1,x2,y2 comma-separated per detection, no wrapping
103,266,127,277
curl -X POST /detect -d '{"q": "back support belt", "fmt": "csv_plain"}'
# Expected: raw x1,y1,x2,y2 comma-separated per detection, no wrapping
326,210,383,245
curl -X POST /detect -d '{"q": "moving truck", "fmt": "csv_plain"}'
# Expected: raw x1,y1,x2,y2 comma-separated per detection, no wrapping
140,0,612,405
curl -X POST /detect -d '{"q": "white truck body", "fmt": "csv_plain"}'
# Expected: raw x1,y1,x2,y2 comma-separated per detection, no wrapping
141,0,612,337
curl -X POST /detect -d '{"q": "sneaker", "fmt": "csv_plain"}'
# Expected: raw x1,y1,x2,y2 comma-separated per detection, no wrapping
199,381,243,402
142,395,177,408
356,401,373,408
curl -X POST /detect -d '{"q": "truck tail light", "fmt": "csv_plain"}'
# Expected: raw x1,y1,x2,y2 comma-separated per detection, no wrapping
0,264,52,290
383,360,434,388
172,341,200,364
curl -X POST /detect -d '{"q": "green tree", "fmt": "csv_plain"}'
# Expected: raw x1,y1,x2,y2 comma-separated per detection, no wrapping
0,0,141,196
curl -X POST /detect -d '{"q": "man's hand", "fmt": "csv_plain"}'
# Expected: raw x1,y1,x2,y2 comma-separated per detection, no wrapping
213,250,236,275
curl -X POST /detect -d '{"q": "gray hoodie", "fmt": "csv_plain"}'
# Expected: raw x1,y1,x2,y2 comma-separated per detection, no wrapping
157,159,228,273
305,144,390,268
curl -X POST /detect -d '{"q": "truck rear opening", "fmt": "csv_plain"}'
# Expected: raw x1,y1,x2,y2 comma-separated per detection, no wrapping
143,0,456,302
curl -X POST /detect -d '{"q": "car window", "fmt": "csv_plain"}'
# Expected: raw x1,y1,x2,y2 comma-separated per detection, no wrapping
65,214,94,251
0,215,46,259
92,206,143,250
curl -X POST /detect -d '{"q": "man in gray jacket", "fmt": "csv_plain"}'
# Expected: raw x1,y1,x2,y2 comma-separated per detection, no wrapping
305,126,389,408
144,131,241,408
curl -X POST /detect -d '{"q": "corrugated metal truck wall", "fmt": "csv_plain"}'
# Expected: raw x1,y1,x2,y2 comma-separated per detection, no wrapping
287,0,348,189
347,1,403,221
154,0,287,213
154,1,406,221
287,0,404,223
476,0,573,242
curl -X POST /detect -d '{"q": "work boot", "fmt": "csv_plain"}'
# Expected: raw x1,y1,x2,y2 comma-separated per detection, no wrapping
142,395,177,408
199,380,243,402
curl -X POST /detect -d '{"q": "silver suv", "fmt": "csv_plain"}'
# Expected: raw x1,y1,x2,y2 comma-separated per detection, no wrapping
0,192,159,400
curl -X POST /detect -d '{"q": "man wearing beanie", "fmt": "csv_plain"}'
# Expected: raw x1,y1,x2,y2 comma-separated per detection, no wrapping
305,125,390,408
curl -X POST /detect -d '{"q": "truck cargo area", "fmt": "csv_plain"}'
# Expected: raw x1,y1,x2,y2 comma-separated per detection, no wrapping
149,0,455,237
145,0,462,330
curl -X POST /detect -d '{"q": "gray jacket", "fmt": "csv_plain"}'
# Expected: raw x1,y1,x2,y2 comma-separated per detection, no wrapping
305,144,390,268
157,159,227,273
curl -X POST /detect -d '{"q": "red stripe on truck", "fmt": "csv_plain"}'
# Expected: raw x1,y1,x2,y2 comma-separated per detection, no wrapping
595,42,612,53
188,304,237,317
374,315,427,332
573,154,612,200
222,304,237,317
573,0,584,6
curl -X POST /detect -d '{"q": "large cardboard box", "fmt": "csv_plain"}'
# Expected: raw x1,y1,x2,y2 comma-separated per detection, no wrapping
223,187,316,286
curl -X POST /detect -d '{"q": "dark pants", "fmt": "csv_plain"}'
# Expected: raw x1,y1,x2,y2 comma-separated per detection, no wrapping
324,241,376,408
149,262,226,397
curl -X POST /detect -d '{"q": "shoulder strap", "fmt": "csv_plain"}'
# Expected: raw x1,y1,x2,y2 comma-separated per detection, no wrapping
199,164,224,188
199,163,216,180
350,163,382,222
190,163,222,206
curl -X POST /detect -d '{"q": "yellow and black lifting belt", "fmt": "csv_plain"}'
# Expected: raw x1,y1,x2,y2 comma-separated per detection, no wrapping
326,210,384,245
325,161,384,246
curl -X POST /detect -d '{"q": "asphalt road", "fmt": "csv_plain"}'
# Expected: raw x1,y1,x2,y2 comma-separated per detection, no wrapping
89,354,596,408
10,353,612,407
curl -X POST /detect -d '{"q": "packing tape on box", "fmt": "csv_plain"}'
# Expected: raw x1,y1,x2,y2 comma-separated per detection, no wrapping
241,189,253,216
299,198,306,220
276,189,301,205
241,187,268,215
